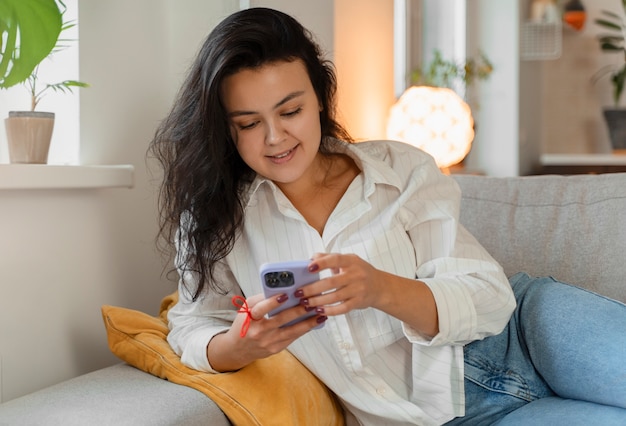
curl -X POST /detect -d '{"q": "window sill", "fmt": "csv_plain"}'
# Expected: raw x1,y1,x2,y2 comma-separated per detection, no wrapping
0,164,134,190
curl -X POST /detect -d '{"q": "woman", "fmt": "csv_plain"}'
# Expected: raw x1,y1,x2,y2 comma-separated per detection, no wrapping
149,7,626,425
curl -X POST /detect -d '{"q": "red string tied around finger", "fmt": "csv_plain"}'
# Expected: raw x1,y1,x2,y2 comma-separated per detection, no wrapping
231,295,260,337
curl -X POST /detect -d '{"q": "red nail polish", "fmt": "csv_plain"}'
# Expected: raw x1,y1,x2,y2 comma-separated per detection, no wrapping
300,298,310,306
304,305,316,312
316,315,328,324
308,264,319,272
276,294,289,303
315,307,325,314
294,289,304,298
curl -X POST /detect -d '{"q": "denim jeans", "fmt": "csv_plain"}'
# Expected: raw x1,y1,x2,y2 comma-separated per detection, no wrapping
446,273,626,425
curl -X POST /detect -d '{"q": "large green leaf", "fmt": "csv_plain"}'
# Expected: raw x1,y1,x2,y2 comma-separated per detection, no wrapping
0,0,62,88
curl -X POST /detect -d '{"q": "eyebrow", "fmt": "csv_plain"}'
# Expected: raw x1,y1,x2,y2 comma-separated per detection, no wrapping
227,90,305,118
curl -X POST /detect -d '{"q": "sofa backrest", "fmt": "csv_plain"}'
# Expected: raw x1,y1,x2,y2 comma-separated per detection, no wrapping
453,173,626,303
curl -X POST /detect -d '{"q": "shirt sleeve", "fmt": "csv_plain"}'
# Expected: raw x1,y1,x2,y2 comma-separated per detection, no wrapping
166,220,242,373
399,155,516,346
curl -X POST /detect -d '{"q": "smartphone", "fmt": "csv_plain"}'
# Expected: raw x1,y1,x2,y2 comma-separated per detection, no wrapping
260,260,323,328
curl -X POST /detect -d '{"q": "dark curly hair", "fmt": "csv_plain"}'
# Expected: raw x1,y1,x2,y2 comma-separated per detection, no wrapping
149,8,352,300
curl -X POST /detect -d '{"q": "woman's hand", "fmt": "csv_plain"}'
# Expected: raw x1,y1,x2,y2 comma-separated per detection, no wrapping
300,253,440,337
297,253,386,316
207,293,326,372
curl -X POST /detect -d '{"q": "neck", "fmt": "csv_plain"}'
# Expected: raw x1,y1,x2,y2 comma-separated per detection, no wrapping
275,152,333,201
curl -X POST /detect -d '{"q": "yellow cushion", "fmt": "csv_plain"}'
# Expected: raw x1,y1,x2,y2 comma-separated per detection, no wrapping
101,292,344,426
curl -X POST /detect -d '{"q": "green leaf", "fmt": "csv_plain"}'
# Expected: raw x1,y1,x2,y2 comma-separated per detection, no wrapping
0,0,63,88
600,42,624,51
600,10,621,21
599,35,624,43
595,18,622,31
611,64,626,105
46,79,88,92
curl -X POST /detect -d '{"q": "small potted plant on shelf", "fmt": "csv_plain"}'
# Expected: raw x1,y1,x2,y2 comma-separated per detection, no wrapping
0,0,88,164
594,0,626,151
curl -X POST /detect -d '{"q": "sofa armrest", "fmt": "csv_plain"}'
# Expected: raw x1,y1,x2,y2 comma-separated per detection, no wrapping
0,364,230,426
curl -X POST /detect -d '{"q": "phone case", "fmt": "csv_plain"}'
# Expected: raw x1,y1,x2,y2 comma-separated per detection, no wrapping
260,260,322,328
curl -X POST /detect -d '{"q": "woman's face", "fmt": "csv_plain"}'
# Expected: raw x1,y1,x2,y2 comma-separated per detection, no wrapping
221,59,323,187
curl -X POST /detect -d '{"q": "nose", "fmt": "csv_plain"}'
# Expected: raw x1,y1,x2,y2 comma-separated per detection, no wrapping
265,119,286,146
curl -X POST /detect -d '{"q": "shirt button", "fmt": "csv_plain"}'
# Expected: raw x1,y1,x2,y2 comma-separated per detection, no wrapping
376,387,386,395
341,342,351,350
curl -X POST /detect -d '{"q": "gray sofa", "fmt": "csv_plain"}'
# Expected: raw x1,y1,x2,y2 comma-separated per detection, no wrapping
1,172,625,425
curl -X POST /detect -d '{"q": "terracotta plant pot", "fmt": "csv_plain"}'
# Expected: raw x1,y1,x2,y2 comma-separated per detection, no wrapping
603,108,626,153
4,111,55,164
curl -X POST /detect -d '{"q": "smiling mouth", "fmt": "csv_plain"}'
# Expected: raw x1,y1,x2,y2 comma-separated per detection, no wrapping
269,147,295,159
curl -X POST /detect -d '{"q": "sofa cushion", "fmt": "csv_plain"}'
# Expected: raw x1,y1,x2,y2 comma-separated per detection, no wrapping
454,173,626,303
102,292,345,426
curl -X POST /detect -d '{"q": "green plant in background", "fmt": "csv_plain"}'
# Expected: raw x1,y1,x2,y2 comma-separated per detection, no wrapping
0,0,61,88
411,49,494,95
594,0,626,106
0,0,87,110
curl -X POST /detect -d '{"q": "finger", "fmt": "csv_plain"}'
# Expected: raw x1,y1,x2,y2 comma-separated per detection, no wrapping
249,292,291,319
256,313,327,354
246,293,266,307
310,252,327,261
308,253,351,274
266,303,319,328
296,273,341,300
304,285,348,310
278,309,328,333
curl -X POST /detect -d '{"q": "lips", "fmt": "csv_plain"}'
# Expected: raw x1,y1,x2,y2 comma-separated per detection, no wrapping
267,145,297,163
272,149,293,159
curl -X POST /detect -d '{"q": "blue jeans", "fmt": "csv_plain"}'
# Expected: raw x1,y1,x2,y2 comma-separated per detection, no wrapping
446,273,626,425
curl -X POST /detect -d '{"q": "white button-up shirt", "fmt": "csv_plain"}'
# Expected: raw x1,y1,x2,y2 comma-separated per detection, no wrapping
167,139,516,425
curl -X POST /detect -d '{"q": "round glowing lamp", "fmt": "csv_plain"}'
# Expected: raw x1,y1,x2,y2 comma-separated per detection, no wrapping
387,86,474,171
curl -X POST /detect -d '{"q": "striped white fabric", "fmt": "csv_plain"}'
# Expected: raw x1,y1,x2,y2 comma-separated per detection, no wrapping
167,140,516,425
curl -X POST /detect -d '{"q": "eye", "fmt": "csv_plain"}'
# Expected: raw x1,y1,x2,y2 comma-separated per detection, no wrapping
238,121,258,130
282,107,302,117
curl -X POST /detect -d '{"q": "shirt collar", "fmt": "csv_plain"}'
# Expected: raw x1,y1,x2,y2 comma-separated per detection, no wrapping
337,139,404,190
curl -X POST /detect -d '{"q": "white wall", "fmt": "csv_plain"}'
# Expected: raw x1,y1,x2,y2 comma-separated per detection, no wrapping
0,0,240,402
251,0,334,60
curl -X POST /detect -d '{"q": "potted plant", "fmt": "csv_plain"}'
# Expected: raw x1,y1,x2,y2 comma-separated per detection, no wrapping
594,0,626,151
410,49,493,109
0,0,87,164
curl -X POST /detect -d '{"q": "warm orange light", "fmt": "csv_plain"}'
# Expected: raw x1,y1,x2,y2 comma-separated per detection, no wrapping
387,86,474,170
